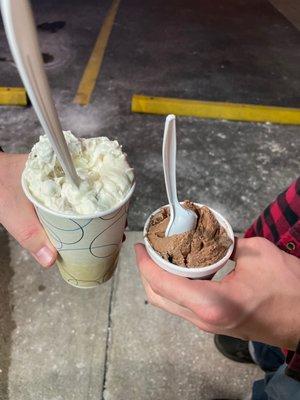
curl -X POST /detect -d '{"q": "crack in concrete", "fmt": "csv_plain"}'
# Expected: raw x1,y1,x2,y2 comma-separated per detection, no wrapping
0,230,16,400
101,276,115,400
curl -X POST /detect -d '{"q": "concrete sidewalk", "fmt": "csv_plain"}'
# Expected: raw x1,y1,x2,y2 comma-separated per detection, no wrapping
0,231,263,400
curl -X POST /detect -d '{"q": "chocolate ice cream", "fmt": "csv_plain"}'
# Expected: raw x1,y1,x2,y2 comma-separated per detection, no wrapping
147,201,232,268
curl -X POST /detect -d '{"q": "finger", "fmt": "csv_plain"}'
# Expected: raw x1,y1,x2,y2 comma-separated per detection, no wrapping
1,197,57,267
0,169,57,267
141,274,197,321
135,243,227,325
141,275,216,332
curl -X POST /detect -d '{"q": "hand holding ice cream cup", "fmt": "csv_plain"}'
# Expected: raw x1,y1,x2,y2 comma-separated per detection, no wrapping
143,115,234,279
22,131,135,288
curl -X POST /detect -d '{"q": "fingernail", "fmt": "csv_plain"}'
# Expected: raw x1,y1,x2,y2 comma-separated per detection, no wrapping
134,243,142,251
35,246,55,267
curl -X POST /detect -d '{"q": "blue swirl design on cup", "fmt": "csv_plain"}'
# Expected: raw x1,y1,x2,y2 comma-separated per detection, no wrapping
36,204,128,287
38,215,92,249
89,208,128,258
37,204,129,260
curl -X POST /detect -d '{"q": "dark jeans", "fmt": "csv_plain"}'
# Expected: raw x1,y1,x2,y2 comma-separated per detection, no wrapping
251,341,300,400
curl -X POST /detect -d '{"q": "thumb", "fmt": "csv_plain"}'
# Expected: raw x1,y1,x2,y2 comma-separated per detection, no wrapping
135,243,244,329
135,243,224,311
1,193,57,268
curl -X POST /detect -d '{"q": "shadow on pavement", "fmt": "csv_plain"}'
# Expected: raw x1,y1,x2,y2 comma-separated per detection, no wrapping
0,229,16,399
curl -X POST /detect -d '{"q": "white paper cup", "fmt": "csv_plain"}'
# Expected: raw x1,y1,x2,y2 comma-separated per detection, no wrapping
22,175,135,288
143,203,234,279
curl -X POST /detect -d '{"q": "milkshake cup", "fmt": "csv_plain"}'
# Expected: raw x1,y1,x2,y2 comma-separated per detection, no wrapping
143,203,234,280
22,175,135,288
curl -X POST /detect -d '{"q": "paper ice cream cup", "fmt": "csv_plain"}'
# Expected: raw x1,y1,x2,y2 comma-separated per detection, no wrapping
143,203,234,279
22,175,135,288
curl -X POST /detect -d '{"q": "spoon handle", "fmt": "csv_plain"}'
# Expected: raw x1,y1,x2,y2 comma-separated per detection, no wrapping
1,0,80,186
163,114,179,209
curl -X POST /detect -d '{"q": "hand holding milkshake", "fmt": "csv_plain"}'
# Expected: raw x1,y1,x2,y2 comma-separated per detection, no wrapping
22,131,135,288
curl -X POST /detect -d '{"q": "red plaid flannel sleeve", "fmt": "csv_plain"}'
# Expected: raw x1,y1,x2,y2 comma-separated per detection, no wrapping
244,177,300,258
243,177,300,381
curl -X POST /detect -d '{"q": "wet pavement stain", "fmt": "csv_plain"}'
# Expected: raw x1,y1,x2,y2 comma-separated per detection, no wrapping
0,53,54,65
38,284,46,292
37,21,66,33
0,230,16,400
42,53,54,64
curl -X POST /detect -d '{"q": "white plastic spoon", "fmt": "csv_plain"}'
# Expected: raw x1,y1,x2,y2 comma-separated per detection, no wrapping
1,0,80,186
163,115,198,236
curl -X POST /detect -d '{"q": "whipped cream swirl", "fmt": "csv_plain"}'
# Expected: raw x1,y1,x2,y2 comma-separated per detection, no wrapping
23,131,134,214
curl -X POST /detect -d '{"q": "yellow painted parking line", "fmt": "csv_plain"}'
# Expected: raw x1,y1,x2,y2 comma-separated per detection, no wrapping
131,95,300,125
0,87,27,106
73,0,121,105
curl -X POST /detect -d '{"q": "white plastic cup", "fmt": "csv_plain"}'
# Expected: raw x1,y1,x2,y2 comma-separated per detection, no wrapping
143,203,234,279
22,175,135,289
